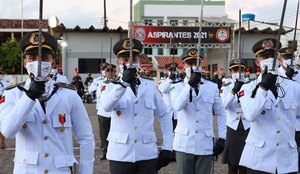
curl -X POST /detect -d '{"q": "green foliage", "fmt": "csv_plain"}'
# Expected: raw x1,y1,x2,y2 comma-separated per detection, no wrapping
0,39,21,74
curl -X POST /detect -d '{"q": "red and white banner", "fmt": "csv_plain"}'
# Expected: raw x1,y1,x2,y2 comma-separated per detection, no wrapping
133,26,231,44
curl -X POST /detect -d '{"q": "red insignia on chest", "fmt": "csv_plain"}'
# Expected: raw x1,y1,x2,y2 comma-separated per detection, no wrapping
0,96,5,104
101,85,106,92
239,90,244,97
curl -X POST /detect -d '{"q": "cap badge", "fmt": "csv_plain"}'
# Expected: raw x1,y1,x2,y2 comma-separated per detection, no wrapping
286,48,293,54
29,32,45,45
122,39,135,49
262,40,274,50
188,50,197,57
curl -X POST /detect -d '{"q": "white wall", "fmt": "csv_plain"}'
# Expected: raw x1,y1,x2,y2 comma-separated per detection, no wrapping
62,32,127,80
144,4,226,18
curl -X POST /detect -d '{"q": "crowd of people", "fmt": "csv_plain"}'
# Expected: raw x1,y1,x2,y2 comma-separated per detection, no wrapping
0,31,300,174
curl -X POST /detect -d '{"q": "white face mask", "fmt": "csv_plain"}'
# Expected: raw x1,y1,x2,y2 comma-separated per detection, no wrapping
101,70,106,77
185,66,200,78
119,63,140,74
26,61,52,79
282,59,292,68
50,68,58,75
259,58,279,72
231,72,244,82
278,66,287,77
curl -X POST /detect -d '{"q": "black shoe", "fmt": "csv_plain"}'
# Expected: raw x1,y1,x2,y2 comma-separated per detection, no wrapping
100,155,107,160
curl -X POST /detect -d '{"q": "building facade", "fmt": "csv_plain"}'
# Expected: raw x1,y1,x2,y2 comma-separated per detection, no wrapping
134,0,233,76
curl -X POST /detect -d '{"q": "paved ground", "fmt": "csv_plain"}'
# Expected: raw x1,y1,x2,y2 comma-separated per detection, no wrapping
0,103,228,174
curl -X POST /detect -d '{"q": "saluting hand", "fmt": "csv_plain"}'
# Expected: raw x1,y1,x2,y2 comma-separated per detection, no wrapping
232,79,244,94
26,79,45,100
122,68,138,85
286,65,297,79
260,67,277,91
188,72,202,88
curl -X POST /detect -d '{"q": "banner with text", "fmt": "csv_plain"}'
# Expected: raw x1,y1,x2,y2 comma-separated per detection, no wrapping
133,26,231,44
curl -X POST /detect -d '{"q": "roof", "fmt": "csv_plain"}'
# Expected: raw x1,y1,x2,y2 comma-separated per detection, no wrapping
139,54,153,67
234,20,293,34
154,56,184,69
55,24,128,33
0,19,48,29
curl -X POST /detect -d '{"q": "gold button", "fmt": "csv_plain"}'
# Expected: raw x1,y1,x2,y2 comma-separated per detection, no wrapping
275,105,278,108
196,109,199,112
277,130,280,134
44,169,48,174
196,120,199,123
195,130,198,133
276,143,279,146
261,110,266,115
44,153,49,158
134,113,137,116
134,140,137,143
135,101,138,104
43,136,48,140
42,119,47,124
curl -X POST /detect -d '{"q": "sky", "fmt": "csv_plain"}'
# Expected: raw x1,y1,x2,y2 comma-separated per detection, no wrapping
0,0,299,29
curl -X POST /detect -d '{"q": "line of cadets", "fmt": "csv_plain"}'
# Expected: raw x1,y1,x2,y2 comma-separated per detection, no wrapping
91,37,300,174
0,30,300,174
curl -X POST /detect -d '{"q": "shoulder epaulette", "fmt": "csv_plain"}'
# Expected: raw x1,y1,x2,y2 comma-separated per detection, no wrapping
5,81,25,90
279,75,293,81
171,80,183,84
140,75,154,81
55,82,76,90
109,76,121,84
222,82,232,86
244,78,257,84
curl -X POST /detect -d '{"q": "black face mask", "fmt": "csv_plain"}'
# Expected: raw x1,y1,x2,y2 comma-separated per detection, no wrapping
222,75,225,78
214,75,218,79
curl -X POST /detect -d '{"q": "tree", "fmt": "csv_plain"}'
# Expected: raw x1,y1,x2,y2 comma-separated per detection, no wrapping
0,38,21,74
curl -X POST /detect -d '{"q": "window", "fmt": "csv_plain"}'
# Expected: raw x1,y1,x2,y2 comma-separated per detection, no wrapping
144,19,153,26
170,48,178,55
158,48,164,55
157,20,164,26
288,40,297,49
144,48,153,55
183,20,189,26
78,58,106,73
170,20,178,26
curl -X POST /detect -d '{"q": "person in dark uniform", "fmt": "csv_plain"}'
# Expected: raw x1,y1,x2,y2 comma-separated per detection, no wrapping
220,59,249,174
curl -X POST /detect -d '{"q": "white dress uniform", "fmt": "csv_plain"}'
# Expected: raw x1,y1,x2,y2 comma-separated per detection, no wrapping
0,79,10,96
88,76,104,95
291,70,300,133
95,78,111,117
171,77,226,155
54,73,69,83
220,81,250,131
0,79,95,174
88,76,105,105
158,78,178,120
100,76,173,162
239,74,300,173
